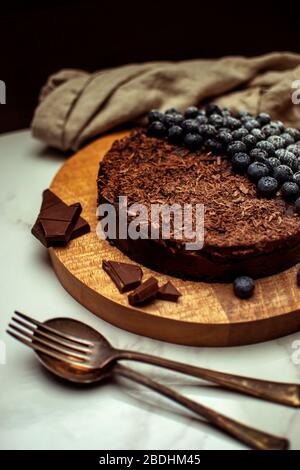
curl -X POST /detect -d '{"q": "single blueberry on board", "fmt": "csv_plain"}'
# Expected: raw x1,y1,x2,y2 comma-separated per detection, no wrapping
233,276,255,299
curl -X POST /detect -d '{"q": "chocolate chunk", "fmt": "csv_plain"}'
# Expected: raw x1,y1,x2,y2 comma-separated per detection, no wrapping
39,203,82,243
128,277,158,305
102,260,143,293
156,281,181,302
31,190,89,247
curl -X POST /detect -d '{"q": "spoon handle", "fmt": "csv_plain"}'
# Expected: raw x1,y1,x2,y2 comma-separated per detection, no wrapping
114,363,288,450
116,350,300,408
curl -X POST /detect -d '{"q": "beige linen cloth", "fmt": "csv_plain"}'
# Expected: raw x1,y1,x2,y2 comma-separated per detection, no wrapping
31,52,300,151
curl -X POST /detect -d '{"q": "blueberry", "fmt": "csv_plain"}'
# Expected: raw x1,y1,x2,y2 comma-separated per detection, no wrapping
294,171,300,186
267,157,281,170
275,149,288,160
163,113,183,127
233,276,255,299
257,176,279,198
244,119,260,131
256,140,275,156
242,134,257,149
167,125,184,144
262,124,281,137
247,161,270,182
257,112,271,126
281,182,300,201
281,132,295,147
273,165,294,183
147,121,167,137
249,148,268,161
148,109,164,123
227,141,247,156
280,152,298,171
198,124,217,138
205,103,222,116
267,135,285,149
195,114,208,125
236,110,251,119
231,152,251,174
165,107,179,115
184,106,199,119
208,113,224,127
223,116,241,130
204,139,222,154
251,128,266,140
287,145,300,158
184,133,203,151
295,198,300,214
222,108,231,117
232,128,249,140
181,119,200,134
217,130,233,146
285,127,300,141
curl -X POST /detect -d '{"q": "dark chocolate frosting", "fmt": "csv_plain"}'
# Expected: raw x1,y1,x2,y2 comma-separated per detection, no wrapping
97,130,300,281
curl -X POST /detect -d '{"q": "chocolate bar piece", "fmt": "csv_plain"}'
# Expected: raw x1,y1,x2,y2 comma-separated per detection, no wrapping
31,190,90,247
103,260,143,293
39,203,82,243
156,281,181,302
128,277,158,306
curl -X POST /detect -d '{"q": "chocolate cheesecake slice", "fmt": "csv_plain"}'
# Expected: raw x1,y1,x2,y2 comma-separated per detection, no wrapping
97,130,300,281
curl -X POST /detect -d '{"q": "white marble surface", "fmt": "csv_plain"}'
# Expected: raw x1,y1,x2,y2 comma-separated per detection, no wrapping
0,129,300,450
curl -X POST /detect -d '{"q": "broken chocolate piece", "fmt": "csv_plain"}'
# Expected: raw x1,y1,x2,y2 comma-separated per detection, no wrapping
156,281,181,302
39,203,82,243
31,190,89,247
128,277,158,305
102,260,143,293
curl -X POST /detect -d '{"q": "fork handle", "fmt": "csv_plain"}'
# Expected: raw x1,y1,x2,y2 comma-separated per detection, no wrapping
114,363,288,450
116,350,300,408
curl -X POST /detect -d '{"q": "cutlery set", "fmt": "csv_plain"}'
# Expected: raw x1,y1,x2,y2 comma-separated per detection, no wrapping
7,311,299,450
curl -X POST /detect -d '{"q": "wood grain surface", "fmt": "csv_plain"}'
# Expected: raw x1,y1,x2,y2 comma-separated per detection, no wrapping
49,131,300,346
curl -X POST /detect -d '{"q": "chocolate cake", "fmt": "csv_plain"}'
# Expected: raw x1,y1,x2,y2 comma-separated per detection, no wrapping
97,128,300,282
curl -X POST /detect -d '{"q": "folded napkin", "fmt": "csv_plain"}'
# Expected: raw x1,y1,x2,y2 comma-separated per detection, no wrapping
31,52,300,151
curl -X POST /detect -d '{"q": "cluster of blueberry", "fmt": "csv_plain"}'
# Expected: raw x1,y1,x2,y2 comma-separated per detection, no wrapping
147,104,300,211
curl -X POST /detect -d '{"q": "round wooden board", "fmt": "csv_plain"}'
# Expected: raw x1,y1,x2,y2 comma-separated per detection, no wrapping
49,131,300,347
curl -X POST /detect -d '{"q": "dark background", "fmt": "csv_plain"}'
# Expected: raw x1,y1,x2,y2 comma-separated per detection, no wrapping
1,0,300,134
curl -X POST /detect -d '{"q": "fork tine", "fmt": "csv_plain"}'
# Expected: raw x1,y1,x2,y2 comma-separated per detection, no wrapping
14,311,93,347
8,323,89,362
12,316,91,355
6,329,89,369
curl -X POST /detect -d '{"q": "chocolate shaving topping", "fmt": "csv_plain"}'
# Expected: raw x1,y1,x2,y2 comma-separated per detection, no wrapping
128,276,159,305
98,130,300,259
156,281,181,302
102,260,143,293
